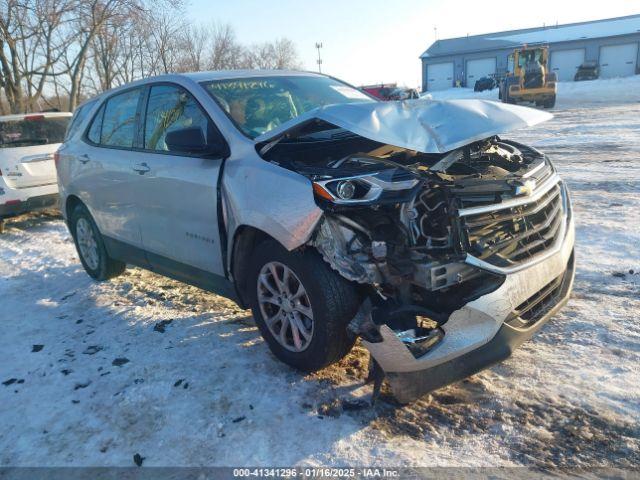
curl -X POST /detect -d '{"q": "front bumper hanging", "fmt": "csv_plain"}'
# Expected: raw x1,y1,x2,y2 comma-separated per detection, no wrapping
359,214,576,403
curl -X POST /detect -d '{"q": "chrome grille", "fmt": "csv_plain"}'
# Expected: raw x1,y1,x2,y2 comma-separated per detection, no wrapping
460,179,566,269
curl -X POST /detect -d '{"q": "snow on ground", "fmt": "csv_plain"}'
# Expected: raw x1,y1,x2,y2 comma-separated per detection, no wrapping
1,78,640,469
426,75,640,108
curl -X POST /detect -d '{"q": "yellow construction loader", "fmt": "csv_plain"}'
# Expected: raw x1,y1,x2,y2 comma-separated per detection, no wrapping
500,46,557,108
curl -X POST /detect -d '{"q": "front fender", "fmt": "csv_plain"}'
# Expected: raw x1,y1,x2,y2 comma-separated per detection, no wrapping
222,155,323,272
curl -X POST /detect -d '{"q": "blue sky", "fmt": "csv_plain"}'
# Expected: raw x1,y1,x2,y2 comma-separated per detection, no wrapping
187,0,640,87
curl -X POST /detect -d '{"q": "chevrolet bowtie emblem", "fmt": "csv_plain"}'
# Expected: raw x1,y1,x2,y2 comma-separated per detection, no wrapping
514,179,536,196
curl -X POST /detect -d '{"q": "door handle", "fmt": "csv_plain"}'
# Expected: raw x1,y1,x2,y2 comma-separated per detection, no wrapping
79,154,90,164
133,162,151,174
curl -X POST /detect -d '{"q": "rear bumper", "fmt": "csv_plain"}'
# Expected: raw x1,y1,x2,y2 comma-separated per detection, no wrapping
0,193,59,218
362,214,576,403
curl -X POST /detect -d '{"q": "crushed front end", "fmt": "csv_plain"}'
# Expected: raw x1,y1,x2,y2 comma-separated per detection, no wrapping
259,114,574,403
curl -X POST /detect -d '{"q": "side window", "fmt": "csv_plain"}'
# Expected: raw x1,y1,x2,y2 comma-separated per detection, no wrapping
86,103,105,144
100,88,142,148
144,84,220,154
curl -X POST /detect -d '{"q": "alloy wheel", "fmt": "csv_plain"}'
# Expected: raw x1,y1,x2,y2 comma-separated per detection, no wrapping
76,217,99,270
257,261,314,352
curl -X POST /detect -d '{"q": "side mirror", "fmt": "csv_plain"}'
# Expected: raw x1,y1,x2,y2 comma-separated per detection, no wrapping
165,127,208,154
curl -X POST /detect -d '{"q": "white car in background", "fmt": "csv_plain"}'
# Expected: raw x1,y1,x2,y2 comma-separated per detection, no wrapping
0,111,72,233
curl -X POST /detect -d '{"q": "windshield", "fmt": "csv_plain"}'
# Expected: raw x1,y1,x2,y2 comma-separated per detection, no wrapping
0,117,70,148
518,49,543,69
201,76,373,139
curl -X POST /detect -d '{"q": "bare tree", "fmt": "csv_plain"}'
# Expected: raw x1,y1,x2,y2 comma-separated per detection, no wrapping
270,38,301,70
176,23,208,72
206,22,243,70
62,0,149,111
24,0,75,111
243,38,302,70
2,0,303,113
0,0,31,112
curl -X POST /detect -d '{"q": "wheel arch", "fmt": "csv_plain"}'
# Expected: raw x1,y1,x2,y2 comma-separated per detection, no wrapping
230,225,285,309
64,194,84,223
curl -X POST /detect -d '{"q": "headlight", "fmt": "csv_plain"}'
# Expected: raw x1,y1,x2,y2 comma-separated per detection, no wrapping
312,170,420,205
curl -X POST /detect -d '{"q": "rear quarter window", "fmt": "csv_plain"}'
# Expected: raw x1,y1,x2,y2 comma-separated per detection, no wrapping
65,102,96,141
0,117,70,148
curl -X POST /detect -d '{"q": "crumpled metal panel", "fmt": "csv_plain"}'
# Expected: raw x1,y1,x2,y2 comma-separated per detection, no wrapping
312,216,381,284
362,215,575,374
255,99,552,154
222,148,323,253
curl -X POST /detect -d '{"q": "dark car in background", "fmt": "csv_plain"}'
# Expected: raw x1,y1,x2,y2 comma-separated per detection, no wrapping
574,61,599,81
474,76,498,92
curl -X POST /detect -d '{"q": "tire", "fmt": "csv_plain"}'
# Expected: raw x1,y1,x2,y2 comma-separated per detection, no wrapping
502,87,513,104
248,239,360,372
502,77,518,104
70,203,125,280
543,95,556,109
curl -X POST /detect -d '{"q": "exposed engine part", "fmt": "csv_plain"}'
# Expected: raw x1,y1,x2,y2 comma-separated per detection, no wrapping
411,261,482,291
312,215,382,284
401,187,452,251
371,241,387,260
301,134,549,341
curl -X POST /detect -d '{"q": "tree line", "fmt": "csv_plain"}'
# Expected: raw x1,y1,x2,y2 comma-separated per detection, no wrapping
0,0,302,114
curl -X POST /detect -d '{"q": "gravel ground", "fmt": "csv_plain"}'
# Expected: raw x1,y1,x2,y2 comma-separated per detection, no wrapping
1,79,639,468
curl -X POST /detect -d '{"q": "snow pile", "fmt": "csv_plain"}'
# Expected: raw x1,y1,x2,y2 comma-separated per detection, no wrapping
556,75,640,106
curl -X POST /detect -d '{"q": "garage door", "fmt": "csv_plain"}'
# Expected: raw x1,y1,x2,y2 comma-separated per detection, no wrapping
426,62,453,91
465,58,496,87
599,43,638,78
550,49,585,81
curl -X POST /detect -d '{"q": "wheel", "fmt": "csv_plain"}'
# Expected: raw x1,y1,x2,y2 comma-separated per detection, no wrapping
70,204,125,280
501,84,514,104
502,77,518,104
543,95,556,109
248,239,360,372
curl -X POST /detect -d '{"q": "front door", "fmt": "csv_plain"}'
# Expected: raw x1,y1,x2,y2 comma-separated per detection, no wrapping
129,83,228,277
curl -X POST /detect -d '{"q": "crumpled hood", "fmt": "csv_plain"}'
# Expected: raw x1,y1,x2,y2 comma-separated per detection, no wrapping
255,99,552,154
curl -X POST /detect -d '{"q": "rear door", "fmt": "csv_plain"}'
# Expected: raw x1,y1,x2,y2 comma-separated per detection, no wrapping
0,115,70,188
73,87,145,248
128,83,229,276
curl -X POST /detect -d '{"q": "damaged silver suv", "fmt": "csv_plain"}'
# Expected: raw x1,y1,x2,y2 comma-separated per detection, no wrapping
57,71,575,402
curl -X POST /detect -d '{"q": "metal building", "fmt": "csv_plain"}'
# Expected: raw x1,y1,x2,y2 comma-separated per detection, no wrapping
420,14,640,91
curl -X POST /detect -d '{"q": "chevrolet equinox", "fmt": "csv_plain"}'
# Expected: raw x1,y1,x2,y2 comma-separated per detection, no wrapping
56,71,575,402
